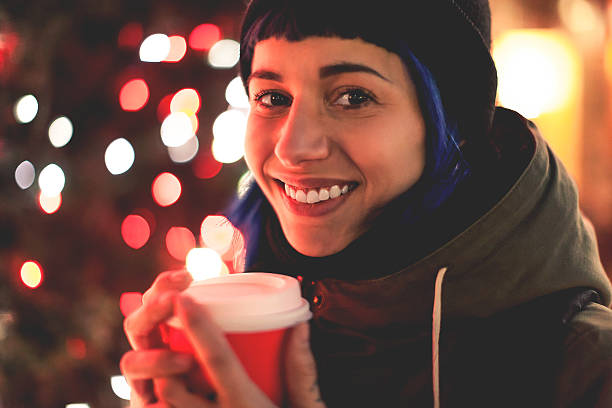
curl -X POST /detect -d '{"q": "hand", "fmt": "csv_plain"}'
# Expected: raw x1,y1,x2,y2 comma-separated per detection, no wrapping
152,294,327,408
120,269,195,407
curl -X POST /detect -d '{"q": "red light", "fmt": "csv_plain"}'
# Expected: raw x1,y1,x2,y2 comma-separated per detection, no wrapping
20,260,43,289
66,338,87,359
189,23,221,51
193,147,222,179
165,227,196,261
163,35,187,62
152,172,182,207
120,292,143,317
119,78,149,111
121,214,151,249
118,22,143,48
157,93,173,123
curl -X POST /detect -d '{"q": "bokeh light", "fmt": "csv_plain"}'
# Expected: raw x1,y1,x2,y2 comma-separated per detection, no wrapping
121,214,150,249
105,138,135,175
189,23,221,51
163,35,187,62
192,147,223,179
15,160,35,189
48,116,73,148
110,375,131,400
139,33,170,62
119,292,143,317
20,261,43,289
211,109,247,163
38,192,62,214
165,226,196,261
185,247,225,281
66,338,87,359
119,78,150,111
118,22,143,48
152,172,181,207
226,76,250,109
201,215,234,256
157,93,173,123
14,94,38,124
170,88,201,116
66,404,90,408
38,163,65,196
168,135,199,163
160,112,194,147
493,30,578,119
208,39,240,69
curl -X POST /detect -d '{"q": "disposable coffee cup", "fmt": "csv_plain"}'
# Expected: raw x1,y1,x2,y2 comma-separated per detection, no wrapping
160,272,312,405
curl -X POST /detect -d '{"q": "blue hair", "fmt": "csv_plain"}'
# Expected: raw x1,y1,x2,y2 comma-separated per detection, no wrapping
225,46,470,268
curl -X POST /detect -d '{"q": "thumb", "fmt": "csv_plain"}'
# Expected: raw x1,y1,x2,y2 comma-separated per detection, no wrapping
284,322,326,408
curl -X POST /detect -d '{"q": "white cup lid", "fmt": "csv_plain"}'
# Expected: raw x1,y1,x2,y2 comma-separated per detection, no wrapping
167,272,312,332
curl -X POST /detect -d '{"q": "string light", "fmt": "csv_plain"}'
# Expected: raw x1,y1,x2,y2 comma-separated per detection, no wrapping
38,163,65,196
167,135,199,163
14,94,38,124
110,375,131,400
15,160,35,189
211,109,247,163
38,191,62,214
20,261,43,289
152,172,182,207
165,226,196,261
170,88,201,116
200,215,234,256
160,112,194,147
185,247,224,281
208,39,240,69
105,138,135,175
139,33,170,62
164,35,187,62
119,292,143,317
189,23,221,51
119,78,150,111
118,22,143,49
48,116,74,148
192,147,223,179
225,76,250,109
121,214,151,249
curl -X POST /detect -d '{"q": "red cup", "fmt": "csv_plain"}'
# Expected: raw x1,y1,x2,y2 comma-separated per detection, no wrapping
160,273,311,405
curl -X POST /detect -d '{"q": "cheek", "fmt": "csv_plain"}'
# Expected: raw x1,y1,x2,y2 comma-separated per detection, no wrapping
244,119,273,174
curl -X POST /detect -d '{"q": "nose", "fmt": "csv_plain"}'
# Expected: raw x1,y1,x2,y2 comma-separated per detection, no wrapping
274,99,330,168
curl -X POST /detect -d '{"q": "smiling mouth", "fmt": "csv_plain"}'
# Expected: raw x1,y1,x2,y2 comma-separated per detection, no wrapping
279,181,357,204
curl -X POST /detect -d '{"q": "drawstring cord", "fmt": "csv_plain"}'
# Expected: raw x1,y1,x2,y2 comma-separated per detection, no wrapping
432,267,448,408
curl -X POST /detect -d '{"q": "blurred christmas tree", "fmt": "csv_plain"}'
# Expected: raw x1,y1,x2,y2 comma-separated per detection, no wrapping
0,0,249,406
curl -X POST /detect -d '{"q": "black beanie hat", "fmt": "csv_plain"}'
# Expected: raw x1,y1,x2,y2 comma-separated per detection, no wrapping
239,0,498,146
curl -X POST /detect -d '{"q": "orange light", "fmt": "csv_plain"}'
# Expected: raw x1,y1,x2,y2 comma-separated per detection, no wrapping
119,78,149,111
119,292,143,317
38,192,62,214
152,172,182,207
121,214,151,249
188,23,221,51
20,260,43,288
165,227,196,261
163,35,187,62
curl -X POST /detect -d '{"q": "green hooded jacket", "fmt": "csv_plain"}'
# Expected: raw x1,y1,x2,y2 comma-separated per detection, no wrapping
249,108,612,407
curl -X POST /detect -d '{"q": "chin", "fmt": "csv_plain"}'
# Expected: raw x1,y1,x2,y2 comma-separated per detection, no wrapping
286,234,348,257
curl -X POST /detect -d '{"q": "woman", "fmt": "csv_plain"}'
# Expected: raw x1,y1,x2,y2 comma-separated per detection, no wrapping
120,0,612,406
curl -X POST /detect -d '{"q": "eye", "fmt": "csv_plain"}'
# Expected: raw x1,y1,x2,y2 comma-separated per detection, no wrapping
253,91,292,108
334,88,375,108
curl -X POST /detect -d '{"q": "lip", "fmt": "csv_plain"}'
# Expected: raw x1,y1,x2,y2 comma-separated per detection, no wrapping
273,178,357,217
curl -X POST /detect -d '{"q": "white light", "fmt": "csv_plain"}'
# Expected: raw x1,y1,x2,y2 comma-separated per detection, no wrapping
38,163,65,196
15,160,35,189
65,404,90,408
201,215,234,255
168,135,199,163
185,247,224,281
208,39,240,69
105,138,135,175
14,94,39,124
225,76,250,109
110,375,131,400
139,33,171,62
48,116,74,148
161,112,195,147
211,109,246,163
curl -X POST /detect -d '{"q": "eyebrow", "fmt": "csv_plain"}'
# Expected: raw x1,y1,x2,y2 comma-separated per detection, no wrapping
247,62,391,86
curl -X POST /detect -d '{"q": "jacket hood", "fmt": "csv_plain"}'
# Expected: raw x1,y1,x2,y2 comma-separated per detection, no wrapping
310,108,611,326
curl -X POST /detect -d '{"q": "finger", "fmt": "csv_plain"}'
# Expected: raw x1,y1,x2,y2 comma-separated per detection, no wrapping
125,378,153,408
154,377,216,408
174,295,256,396
285,323,326,408
142,270,193,306
124,291,178,350
121,349,194,380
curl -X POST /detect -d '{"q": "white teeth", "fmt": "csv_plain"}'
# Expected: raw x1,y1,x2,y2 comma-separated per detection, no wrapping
306,190,319,204
283,183,352,203
295,190,307,203
319,188,330,201
329,185,341,199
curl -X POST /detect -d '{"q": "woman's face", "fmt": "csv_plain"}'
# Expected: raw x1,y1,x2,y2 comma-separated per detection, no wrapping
244,36,425,256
